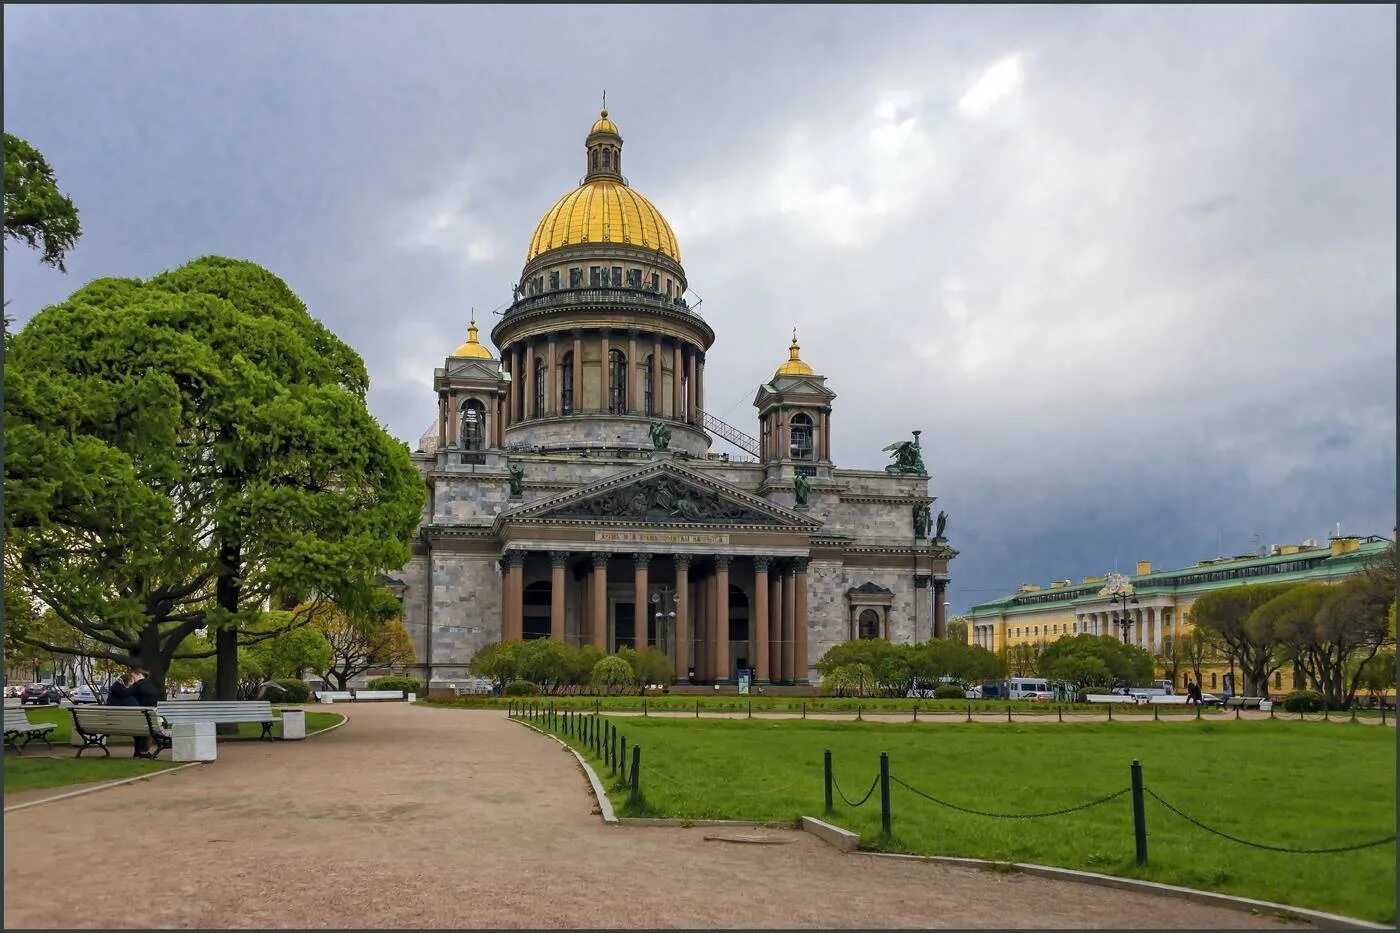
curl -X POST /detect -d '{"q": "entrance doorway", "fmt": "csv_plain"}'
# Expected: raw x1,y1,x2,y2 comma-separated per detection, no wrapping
613,602,636,652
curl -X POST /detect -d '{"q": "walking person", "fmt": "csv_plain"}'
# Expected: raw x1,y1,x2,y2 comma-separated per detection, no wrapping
126,668,160,758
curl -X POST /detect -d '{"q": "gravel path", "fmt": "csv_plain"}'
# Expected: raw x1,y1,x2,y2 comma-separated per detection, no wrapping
3,704,1299,929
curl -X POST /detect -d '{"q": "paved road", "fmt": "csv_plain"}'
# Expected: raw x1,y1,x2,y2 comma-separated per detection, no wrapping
3,704,1296,929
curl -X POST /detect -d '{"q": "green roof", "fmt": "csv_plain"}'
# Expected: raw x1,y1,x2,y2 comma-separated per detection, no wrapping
965,536,1389,619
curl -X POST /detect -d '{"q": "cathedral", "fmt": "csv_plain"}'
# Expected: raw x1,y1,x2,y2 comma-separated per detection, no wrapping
395,109,956,689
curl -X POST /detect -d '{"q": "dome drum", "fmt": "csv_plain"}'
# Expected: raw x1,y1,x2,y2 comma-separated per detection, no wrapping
504,414,710,458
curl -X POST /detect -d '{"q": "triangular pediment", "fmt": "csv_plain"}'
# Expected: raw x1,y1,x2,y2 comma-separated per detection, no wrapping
443,357,504,381
501,459,819,529
754,377,837,408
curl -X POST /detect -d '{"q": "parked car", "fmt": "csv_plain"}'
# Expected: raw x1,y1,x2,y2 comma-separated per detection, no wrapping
20,683,66,705
70,685,105,704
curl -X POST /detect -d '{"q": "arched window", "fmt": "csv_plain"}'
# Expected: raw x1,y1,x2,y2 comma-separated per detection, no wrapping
461,399,487,451
643,354,654,416
858,609,881,640
533,357,545,417
790,412,814,460
609,349,627,414
603,149,612,170
591,150,599,173
1210,672,1217,689
559,352,574,415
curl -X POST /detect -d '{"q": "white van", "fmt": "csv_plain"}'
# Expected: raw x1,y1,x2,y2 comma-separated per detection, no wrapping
1007,677,1053,700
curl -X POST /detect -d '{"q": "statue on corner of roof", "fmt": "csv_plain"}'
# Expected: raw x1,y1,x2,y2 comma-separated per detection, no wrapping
507,463,524,499
935,510,947,540
793,473,812,508
650,420,671,450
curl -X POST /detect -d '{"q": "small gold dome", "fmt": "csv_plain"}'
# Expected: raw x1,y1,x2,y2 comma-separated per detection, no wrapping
775,328,815,377
452,316,493,359
589,108,620,138
527,179,680,263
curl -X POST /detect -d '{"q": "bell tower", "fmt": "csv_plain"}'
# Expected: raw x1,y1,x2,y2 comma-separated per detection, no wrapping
754,329,836,505
434,313,509,469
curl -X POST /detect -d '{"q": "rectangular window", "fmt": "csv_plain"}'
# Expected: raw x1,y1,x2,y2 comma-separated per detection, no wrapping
666,278,673,298
626,268,642,288
650,272,660,292
570,267,583,288
549,271,560,291
610,266,622,287
590,266,602,287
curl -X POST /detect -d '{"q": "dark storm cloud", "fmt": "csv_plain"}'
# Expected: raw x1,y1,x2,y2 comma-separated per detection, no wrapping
5,4,1394,612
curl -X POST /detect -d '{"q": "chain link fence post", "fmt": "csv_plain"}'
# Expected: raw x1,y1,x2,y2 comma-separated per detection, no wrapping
824,749,833,814
630,744,641,803
1131,759,1148,866
879,751,891,836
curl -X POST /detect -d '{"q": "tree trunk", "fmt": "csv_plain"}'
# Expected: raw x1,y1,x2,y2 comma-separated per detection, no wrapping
214,535,242,734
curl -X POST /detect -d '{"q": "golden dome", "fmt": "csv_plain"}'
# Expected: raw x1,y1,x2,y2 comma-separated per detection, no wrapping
589,108,620,138
775,328,815,377
452,316,493,359
526,178,681,263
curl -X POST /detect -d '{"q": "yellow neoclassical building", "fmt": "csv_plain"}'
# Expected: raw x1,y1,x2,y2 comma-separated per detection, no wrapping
964,534,1390,692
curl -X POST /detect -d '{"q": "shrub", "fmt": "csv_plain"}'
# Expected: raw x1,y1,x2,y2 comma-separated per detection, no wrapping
367,676,421,696
932,684,965,700
263,679,310,703
504,679,540,696
1282,689,1324,713
591,656,634,695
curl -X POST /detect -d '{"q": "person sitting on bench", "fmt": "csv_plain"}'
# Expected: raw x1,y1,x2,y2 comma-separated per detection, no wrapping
126,668,160,758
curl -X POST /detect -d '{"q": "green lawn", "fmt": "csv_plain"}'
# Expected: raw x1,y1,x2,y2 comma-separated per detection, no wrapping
529,713,1397,924
428,693,1395,720
4,707,345,794
3,756,175,795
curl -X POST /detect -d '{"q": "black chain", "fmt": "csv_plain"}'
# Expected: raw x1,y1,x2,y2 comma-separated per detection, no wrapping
891,774,1131,819
1144,789,1396,853
832,772,880,808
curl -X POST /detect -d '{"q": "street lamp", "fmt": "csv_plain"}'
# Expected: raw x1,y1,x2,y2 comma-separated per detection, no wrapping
650,587,680,658
1099,571,1139,643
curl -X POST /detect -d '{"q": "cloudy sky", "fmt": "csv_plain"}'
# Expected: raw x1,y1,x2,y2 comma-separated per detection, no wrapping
5,5,1395,611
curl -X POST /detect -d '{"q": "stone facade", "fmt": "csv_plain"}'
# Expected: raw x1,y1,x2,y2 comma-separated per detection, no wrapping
389,108,958,689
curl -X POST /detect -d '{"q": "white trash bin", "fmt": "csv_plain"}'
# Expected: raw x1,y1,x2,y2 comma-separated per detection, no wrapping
280,708,306,740
172,722,217,761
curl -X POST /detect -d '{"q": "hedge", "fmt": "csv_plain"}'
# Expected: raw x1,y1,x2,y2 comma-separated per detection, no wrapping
504,679,540,696
367,676,421,696
1282,689,1324,713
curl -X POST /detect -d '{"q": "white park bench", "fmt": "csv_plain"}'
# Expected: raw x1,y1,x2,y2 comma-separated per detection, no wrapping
158,700,277,740
4,708,57,755
70,707,171,758
314,691,354,703
352,690,404,702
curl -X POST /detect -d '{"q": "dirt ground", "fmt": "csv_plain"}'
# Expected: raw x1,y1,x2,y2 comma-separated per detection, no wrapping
3,704,1301,929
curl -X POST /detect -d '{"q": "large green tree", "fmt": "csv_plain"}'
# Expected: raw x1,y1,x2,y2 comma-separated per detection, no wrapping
1189,583,1298,696
1038,634,1154,693
4,257,424,696
3,133,82,271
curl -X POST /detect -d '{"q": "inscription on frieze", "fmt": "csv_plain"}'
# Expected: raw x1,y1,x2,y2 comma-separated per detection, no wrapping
596,531,730,545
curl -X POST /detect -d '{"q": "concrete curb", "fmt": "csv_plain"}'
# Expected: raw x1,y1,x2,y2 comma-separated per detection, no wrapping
512,717,617,824
800,815,859,852
809,820,1385,930
622,817,798,830
4,761,205,814
302,712,349,740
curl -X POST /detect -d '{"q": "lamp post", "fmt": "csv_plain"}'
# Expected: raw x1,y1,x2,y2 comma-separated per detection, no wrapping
1100,572,1139,644
650,587,680,661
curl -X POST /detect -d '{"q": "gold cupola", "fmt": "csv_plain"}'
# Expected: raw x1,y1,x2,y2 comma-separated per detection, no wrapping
451,315,493,359
775,328,815,378
525,108,681,264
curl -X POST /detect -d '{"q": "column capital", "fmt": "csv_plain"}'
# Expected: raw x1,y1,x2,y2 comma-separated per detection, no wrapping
792,557,809,574
550,551,571,568
591,552,612,568
504,551,526,568
753,556,772,573
914,574,931,589
674,554,692,570
632,552,652,567
932,578,947,593
713,554,730,571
